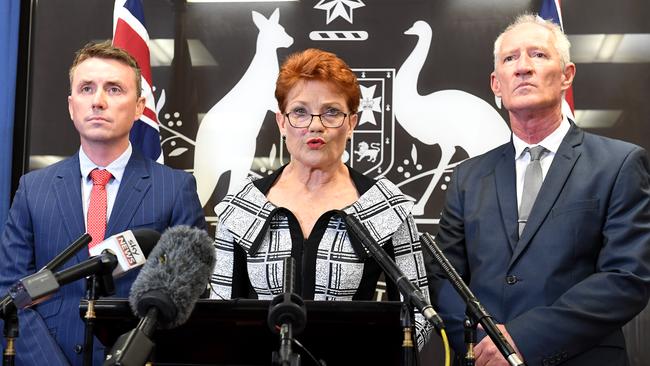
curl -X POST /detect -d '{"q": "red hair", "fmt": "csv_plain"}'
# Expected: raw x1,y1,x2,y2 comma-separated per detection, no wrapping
275,48,360,113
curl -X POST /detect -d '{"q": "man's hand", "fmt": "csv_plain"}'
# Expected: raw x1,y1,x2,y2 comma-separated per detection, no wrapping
474,324,523,366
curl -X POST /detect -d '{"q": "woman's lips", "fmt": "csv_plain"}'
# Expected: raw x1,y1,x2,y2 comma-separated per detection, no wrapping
307,137,326,149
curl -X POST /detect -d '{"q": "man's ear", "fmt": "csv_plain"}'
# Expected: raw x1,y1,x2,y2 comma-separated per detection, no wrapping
490,71,502,97
68,95,74,121
134,96,146,119
561,62,576,92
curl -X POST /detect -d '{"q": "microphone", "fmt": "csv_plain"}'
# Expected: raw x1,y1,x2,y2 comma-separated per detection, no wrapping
342,212,445,330
420,233,525,366
0,233,91,313
268,257,306,366
104,225,215,366
42,233,92,271
2,229,160,311
89,229,161,278
268,257,306,333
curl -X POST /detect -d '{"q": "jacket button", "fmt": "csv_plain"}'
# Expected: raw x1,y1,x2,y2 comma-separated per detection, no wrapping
73,344,83,354
505,275,518,285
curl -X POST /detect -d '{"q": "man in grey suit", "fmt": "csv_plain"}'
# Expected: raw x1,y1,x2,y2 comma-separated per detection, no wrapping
429,15,650,366
0,41,206,365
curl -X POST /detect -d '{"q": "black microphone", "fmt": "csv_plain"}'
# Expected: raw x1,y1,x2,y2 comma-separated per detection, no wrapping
268,257,306,366
0,229,160,313
104,225,215,366
42,233,92,271
0,233,91,313
420,233,525,366
268,257,306,333
342,212,445,330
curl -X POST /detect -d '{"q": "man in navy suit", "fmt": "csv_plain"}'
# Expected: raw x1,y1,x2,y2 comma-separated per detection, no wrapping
0,41,206,365
429,15,650,366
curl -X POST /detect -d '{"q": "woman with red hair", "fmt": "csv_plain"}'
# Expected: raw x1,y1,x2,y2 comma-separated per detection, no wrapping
210,48,433,349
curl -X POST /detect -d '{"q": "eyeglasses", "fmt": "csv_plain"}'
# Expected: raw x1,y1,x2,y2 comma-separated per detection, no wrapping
284,109,349,128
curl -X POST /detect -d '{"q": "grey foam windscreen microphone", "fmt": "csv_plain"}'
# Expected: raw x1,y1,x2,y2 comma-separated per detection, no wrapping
128,225,215,329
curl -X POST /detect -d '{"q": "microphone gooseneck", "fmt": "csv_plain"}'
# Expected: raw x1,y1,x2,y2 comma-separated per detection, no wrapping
420,233,525,366
342,212,445,330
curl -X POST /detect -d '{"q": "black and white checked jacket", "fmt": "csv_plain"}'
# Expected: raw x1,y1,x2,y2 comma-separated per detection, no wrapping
210,166,433,348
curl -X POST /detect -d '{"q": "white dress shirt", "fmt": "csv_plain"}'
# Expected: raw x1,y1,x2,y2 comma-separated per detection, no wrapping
79,144,132,230
513,115,571,210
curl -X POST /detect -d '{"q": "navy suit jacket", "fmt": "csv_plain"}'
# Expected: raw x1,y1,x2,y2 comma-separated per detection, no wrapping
430,124,650,366
0,150,207,366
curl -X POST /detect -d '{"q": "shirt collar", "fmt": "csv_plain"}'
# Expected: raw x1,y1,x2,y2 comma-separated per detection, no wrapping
79,143,132,183
513,114,571,159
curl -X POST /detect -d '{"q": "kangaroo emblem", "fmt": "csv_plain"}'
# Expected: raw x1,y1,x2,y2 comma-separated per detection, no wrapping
193,8,293,206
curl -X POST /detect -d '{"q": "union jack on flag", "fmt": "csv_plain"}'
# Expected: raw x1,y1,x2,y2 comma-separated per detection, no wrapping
113,0,163,163
539,0,575,117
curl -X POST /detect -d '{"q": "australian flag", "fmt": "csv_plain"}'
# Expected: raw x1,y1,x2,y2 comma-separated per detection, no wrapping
539,0,575,117
113,0,163,163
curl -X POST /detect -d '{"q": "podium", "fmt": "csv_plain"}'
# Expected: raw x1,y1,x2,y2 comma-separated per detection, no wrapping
80,298,405,365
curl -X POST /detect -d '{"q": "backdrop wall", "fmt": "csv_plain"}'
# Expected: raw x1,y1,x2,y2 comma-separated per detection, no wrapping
14,0,650,364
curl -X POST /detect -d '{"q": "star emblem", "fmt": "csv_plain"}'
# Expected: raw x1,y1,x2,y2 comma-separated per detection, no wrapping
314,0,365,25
358,85,382,126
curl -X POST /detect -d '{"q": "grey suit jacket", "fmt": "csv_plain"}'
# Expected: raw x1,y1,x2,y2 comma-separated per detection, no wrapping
0,150,206,366
430,124,650,366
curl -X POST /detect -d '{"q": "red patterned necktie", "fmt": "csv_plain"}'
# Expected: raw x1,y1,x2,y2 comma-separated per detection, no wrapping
88,169,112,249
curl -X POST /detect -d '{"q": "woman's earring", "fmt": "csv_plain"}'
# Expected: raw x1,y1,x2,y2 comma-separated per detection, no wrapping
282,135,286,141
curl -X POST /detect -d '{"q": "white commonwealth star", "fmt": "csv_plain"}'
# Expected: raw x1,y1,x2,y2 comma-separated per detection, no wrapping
358,85,382,126
314,0,365,24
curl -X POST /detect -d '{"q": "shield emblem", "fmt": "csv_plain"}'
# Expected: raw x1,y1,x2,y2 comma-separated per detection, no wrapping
348,68,395,178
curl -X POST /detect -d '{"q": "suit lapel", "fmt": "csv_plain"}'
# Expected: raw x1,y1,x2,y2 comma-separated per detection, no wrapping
510,124,583,265
494,144,519,250
52,155,88,262
106,151,151,235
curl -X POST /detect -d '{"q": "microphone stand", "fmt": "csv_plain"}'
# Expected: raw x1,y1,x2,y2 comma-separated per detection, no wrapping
463,315,477,366
0,233,91,366
268,258,305,366
421,233,525,366
2,302,18,366
83,272,115,366
277,323,297,366
103,307,157,366
400,303,417,366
